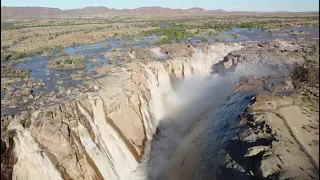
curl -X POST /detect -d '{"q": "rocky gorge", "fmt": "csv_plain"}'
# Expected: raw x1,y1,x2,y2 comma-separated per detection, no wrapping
1,38,319,180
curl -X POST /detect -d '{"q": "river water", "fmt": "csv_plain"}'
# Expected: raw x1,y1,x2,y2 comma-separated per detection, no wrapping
2,27,318,103
131,65,277,180
2,27,319,179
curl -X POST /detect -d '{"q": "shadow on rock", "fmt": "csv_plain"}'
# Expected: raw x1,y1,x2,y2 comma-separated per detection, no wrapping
218,136,281,180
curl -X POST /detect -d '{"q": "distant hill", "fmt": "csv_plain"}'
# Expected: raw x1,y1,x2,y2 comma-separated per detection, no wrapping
1,6,316,18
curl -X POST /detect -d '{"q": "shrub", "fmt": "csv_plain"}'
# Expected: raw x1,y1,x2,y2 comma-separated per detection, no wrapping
1,45,10,50
291,56,319,89
1,53,11,61
313,44,319,56
156,37,172,45
1,23,26,30
25,69,31,78
10,51,26,59
143,26,187,45
208,31,218,36
64,59,73,64
200,37,208,42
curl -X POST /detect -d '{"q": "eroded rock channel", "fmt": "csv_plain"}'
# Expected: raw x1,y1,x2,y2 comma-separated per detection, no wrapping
1,38,319,180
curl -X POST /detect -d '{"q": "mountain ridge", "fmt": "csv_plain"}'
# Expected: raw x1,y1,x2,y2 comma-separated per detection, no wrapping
1,6,316,18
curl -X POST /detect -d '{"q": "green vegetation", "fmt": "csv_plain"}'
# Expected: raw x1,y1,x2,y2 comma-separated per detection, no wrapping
142,26,190,45
0,45,64,62
156,37,172,45
215,35,223,41
1,45,10,51
1,21,121,31
1,23,26,30
1,15,318,60
10,51,27,59
313,44,319,56
1,53,11,61
57,58,84,65
200,37,208,42
192,20,287,32
0,50,31,60
140,18,308,45
208,30,219,36
48,56,86,69
25,69,31,78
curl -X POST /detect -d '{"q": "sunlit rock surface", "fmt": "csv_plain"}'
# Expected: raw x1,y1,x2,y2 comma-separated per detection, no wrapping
1,39,318,180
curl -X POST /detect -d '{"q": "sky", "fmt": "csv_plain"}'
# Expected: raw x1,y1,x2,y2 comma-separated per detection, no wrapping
1,0,319,12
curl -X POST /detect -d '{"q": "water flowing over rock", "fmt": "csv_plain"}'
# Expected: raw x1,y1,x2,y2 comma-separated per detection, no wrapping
7,122,63,180
1,42,243,180
1,40,318,180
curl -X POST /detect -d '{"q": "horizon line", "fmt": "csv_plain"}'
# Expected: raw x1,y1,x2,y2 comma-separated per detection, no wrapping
1,5,319,13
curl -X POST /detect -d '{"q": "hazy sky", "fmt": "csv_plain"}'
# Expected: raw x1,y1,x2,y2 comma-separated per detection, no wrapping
2,0,319,12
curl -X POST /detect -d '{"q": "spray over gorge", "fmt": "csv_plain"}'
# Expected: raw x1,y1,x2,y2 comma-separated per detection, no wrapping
2,37,319,180
1,7,319,179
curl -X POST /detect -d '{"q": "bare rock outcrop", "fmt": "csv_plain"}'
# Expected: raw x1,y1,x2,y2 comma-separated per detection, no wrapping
1,39,318,180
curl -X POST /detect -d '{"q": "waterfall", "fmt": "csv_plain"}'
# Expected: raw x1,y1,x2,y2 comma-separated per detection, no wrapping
6,43,247,180
7,122,63,180
139,93,156,140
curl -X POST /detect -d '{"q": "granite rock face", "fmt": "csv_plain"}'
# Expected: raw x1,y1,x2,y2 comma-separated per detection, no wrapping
1,39,318,180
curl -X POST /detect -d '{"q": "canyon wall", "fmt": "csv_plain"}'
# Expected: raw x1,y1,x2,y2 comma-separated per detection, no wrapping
2,43,242,180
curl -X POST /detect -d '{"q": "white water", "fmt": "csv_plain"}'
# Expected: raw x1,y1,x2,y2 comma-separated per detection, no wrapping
139,93,156,140
8,43,274,180
129,44,249,179
7,122,63,180
132,43,275,179
135,69,266,180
